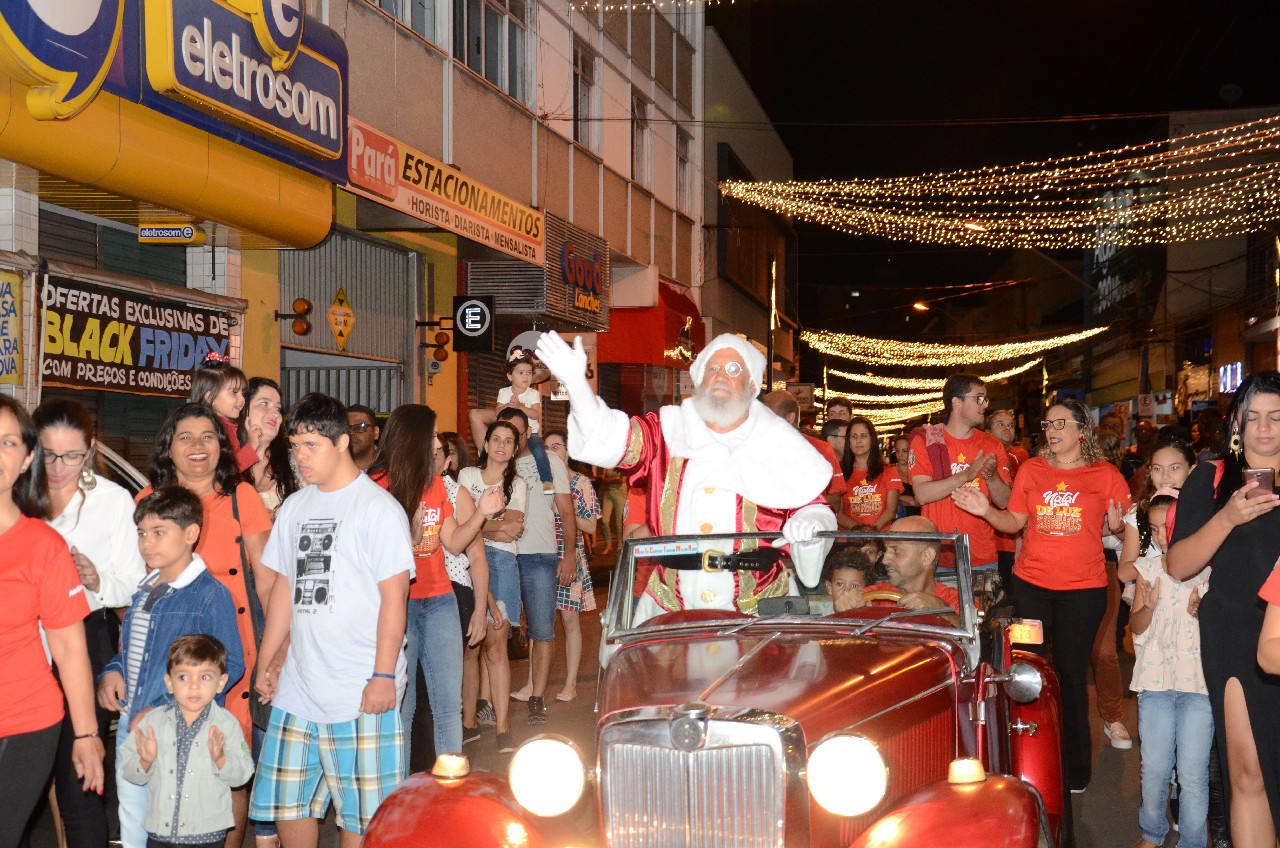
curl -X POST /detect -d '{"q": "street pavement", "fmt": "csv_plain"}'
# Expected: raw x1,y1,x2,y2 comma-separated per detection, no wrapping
28,554,1162,847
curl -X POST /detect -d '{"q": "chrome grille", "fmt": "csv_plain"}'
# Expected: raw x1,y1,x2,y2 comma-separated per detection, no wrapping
601,720,786,848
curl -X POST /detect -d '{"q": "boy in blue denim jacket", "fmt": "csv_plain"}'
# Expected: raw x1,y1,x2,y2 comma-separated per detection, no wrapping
97,487,244,848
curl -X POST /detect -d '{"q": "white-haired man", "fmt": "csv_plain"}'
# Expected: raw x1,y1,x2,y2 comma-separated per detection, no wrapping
536,332,836,620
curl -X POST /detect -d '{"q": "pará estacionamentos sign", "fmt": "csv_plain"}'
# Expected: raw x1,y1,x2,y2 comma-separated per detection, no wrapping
346,118,544,264
41,278,234,397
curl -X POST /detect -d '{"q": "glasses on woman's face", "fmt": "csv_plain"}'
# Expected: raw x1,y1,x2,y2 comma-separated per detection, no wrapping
43,450,88,466
545,441,566,452
1040,418,1069,431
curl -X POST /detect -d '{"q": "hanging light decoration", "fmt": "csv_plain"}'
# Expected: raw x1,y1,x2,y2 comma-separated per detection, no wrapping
721,115,1280,248
804,327,1107,367
827,357,1045,390
570,0,731,10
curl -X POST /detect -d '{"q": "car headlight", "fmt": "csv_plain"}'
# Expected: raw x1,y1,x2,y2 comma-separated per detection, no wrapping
508,736,586,817
807,734,888,816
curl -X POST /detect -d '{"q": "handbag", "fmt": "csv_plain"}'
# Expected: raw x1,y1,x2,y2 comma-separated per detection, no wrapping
230,486,272,731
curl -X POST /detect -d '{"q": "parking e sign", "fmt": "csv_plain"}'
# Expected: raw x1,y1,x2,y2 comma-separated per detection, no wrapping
452,296,494,352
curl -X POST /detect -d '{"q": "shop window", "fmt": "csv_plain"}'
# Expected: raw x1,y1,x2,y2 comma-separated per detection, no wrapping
454,0,527,102
632,91,652,187
375,0,440,45
573,40,597,150
676,129,692,214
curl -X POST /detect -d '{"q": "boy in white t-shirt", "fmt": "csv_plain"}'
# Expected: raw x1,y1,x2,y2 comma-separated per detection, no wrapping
470,350,555,493
249,393,415,846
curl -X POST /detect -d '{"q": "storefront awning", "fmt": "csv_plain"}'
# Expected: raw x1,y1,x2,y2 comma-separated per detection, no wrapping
597,283,704,368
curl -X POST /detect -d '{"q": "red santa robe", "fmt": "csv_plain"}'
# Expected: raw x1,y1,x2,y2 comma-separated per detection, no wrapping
569,395,837,620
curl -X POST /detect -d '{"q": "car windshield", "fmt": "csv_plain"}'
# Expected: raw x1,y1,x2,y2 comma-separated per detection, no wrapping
604,530,983,644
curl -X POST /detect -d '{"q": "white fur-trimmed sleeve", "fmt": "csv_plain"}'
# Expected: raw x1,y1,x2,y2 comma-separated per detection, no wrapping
567,394,633,469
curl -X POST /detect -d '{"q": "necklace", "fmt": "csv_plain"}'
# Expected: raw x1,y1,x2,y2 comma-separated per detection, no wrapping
1051,455,1087,469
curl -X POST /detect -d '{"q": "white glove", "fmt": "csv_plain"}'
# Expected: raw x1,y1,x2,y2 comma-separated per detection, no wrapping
535,331,593,410
781,515,822,546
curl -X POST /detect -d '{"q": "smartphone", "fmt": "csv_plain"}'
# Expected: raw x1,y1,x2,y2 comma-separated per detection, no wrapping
1244,467,1275,499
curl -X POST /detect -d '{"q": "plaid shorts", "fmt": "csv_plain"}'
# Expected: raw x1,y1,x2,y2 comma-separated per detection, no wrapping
249,707,405,835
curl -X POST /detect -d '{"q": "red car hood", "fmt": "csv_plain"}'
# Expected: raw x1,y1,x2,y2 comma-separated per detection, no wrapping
598,626,959,743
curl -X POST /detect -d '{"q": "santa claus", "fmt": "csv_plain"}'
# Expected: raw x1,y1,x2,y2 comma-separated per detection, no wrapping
536,331,837,622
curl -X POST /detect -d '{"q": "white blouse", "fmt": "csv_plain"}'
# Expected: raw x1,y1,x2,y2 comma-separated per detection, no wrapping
48,477,147,611
457,466,527,554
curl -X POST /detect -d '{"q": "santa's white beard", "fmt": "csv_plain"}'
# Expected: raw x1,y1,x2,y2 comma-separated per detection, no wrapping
692,383,752,429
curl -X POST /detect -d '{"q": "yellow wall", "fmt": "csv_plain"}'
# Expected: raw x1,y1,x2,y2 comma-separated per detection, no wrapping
240,250,280,381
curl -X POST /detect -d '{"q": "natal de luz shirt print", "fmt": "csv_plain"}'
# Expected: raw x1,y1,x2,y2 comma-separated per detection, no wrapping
908,428,1011,566
1006,457,1131,591
841,467,903,526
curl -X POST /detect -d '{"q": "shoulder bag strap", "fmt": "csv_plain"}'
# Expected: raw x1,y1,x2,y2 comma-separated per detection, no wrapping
229,486,266,645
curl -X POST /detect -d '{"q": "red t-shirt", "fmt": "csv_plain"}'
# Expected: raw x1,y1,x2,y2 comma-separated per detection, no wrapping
0,516,87,737
841,467,903,527
996,446,1032,554
374,474,453,599
908,429,1011,567
1258,557,1280,605
864,580,961,614
804,433,848,497
1007,457,1131,590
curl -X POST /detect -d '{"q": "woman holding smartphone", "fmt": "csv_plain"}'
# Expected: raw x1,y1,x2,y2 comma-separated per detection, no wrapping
1167,371,1280,848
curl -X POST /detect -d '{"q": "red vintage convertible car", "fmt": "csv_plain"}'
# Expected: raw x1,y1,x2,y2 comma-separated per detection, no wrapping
366,530,1065,848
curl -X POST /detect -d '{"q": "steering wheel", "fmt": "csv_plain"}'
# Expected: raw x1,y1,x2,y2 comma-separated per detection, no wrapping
862,587,905,605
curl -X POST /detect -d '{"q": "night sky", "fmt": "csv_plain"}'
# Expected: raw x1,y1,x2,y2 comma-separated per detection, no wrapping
707,0,1280,349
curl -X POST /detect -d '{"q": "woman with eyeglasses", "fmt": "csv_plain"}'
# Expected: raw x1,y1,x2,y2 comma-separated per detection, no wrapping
1175,372,1280,848
27,398,143,848
954,398,1130,794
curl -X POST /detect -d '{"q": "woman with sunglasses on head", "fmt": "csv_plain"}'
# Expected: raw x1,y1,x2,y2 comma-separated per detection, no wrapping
954,399,1130,795
1173,373,1280,848
239,378,299,518
30,399,146,848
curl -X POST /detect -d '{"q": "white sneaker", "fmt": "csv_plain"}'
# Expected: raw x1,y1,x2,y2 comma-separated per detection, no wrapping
1103,721,1133,749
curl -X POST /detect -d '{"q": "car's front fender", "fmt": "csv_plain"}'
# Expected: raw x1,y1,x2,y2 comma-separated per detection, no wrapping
364,770,549,848
849,774,1051,848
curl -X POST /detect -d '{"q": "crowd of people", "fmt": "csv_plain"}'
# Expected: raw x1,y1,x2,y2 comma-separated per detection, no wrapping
813,372,1280,848
4,336,1280,848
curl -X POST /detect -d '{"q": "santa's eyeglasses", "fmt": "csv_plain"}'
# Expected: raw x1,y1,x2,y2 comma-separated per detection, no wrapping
705,361,744,378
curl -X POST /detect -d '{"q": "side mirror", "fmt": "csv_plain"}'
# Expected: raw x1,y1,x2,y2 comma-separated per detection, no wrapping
1000,662,1044,704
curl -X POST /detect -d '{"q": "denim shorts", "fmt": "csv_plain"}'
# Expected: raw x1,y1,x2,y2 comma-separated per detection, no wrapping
517,552,559,642
486,545,521,626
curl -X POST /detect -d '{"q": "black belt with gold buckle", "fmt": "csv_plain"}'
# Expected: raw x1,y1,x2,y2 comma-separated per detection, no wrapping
658,548,784,574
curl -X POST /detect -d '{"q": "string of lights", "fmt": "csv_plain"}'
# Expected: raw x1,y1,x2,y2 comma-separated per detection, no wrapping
808,391,945,427
803,327,1107,368
570,0,730,10
826,358,1045,390
720,115,1280,248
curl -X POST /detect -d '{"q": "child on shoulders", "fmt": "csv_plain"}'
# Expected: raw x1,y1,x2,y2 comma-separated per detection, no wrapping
191,358,257,473
470,349,555,493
